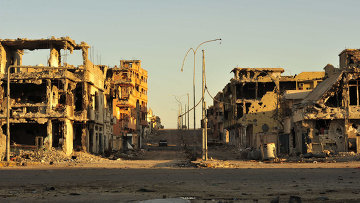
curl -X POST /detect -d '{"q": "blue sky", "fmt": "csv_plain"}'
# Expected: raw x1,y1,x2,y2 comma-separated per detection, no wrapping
1,0,360,128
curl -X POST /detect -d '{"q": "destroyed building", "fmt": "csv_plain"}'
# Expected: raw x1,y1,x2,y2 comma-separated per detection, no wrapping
207,91,227,143
0,37,114,160
208,67,326,155
284,50,360,155
110,60,148,150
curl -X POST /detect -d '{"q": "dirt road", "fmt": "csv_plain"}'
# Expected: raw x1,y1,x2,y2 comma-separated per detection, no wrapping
1,130,360,202
1,167,360,202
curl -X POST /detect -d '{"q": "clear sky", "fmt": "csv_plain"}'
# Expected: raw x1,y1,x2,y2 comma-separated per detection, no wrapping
1,0,360,128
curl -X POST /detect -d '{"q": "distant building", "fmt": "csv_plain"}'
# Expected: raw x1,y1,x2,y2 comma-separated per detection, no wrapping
110,60,148,150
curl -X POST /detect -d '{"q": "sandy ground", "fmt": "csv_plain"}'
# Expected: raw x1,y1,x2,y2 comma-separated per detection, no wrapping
1,149,360,203
1,130,360,202
0,167,360,202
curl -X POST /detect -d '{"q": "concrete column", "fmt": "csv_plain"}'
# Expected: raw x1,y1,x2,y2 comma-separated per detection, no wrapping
46,79,51,114
49,47,60,67
81,125,87,152
63,119,73,155
46,120,53,150
13,50,23,72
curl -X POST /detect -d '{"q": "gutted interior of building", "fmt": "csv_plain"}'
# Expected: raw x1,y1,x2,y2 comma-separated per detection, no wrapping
286,50,360,155
208,66,329,157
0,37,113,160
208,50,360,157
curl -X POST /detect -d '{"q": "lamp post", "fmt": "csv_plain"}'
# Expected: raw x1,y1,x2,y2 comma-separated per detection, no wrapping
181,39,221,130
173,95,183,129
201,50,208,160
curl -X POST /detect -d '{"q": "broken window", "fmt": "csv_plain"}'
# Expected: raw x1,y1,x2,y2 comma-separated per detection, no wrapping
95,92,99,111
73,123,83,151
10,123,47,146
236,83,256,99
315,120,330,135
74,83,83,111
325,88,343,107
257,82,275,99
52,121,63,148
280,81,296,93
349,79,360,106
60,49,83,66
236,103,243,119
10,83,46,104
22,49,49,67
224,110,229,120
59,94,66,105
245,103,251,114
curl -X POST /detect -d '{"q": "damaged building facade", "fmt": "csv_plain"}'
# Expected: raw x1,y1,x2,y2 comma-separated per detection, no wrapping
0,37,119,160
207,66,332,155
285,50,360,155
110,60,148,150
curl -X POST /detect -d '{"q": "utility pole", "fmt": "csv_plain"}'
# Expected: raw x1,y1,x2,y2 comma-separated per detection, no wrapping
184,104,187,129
177,106,180,129
180,104,182,129
181,38,221,130
201,50,208,161
187,93,190,130
6,66,10,161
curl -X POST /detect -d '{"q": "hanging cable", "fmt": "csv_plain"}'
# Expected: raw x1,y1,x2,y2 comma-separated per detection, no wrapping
179,98,202,117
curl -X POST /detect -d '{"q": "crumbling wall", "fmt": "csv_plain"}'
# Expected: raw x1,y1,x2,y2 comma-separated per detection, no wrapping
0,123,6,161
236,91,280,148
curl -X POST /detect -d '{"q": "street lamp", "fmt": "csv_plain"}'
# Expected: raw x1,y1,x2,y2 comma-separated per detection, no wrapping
173,95,183,129
173,94,190,130
181,39,221,129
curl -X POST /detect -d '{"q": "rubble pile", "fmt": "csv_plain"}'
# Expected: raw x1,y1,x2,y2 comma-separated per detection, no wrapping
284,152,360,163
10,148,110,165
196,160,235,168
108,149,145,160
